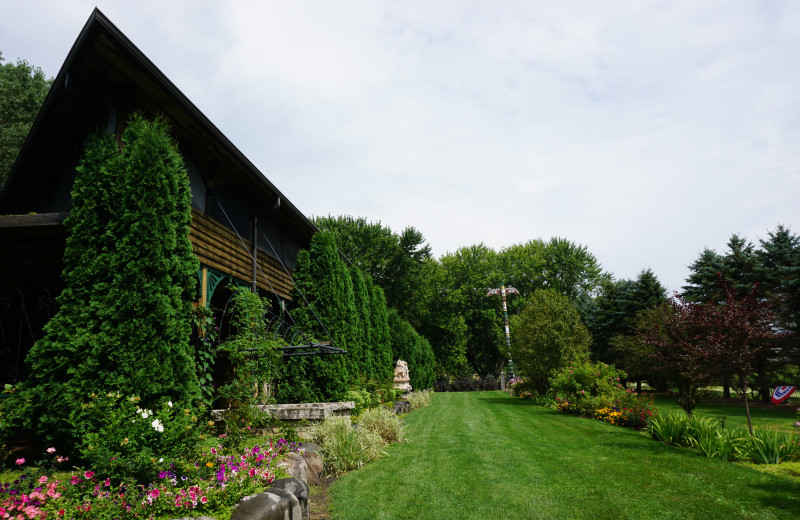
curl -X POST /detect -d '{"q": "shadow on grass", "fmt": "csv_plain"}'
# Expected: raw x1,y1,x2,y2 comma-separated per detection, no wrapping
751,480,800,514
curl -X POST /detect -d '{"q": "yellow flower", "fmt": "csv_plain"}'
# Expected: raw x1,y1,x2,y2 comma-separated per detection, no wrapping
206,462,214,467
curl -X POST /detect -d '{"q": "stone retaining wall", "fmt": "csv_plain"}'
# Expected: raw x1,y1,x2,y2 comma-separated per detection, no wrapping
210,402,355,434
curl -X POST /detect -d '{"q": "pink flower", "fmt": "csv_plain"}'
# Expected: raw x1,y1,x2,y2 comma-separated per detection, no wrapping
15,458,25,465
84,470,94,479
38,476,48,484
47,447,56,453
201,496,208,504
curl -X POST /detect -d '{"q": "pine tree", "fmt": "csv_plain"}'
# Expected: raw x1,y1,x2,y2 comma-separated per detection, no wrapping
722,234,758,296
682,248,725,302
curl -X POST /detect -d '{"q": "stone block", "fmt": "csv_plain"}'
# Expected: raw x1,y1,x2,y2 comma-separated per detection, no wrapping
230,489,302,520
271,478,310,520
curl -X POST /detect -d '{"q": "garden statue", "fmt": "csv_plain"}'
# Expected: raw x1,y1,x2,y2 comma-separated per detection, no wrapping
393,360,412,394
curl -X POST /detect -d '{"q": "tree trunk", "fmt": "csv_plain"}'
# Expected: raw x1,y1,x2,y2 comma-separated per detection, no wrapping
744,396,754,436
636,379,642,393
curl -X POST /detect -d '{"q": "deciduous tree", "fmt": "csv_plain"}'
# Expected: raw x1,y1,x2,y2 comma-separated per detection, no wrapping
509,289,591,395
0,52,52,189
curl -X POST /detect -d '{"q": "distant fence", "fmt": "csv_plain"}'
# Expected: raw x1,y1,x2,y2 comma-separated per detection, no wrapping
434,376,501,392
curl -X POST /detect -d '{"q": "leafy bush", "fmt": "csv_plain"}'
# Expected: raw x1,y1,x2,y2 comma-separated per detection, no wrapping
345,389,375,416
70,392,206,483
215,287,284,451
549,361,626,403
406,390,433,410
308,416,385,475
358,407,406,444
548,361,655,428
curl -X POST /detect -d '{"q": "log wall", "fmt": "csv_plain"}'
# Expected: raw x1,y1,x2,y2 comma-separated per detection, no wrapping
189,208,294,300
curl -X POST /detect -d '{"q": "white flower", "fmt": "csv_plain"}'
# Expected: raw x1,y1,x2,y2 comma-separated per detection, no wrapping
152,419,164,432
167,401,173,408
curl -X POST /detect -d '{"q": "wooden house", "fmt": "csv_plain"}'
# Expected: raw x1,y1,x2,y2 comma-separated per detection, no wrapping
0,9,317,385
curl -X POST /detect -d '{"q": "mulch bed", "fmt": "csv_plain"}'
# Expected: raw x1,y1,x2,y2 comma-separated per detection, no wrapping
309,475,338,520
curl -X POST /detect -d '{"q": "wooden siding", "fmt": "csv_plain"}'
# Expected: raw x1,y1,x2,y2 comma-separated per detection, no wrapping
189,208,294,300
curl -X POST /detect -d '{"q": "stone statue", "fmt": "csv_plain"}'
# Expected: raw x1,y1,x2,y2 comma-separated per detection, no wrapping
393,360,412,394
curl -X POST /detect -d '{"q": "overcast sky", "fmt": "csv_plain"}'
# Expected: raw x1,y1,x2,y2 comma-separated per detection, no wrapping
2,1,799,293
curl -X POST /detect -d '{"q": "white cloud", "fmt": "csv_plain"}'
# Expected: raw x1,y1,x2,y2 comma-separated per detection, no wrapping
2,0,799,293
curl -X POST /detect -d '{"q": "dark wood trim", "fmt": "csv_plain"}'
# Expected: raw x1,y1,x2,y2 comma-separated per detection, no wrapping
0,213,69,228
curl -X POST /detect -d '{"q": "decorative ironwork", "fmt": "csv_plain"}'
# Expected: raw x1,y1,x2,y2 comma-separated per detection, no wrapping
0,287,59,386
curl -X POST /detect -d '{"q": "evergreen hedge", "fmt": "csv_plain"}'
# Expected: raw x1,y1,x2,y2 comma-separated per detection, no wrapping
281,232,399,402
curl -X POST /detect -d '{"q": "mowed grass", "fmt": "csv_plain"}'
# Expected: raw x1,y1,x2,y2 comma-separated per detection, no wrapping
328,392,800,520
652,394,797,432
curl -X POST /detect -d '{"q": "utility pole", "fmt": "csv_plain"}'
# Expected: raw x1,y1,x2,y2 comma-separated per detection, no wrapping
487,285,519,387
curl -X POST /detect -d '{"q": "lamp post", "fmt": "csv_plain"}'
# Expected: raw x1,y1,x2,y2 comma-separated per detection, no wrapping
487,285,519,383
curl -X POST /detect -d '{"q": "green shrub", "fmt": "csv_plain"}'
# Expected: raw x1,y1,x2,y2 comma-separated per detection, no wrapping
406,390,433,410
345,389,373,416
215,287,283,451
70,392,206,483
308,416,385,475
358,407,406,444
549,360,627,403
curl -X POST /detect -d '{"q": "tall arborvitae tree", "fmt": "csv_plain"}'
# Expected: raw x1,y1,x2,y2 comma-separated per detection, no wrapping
368,279,394,383
279,249,318,403
21,114,200,448
299,232,352,400
388,309,435,390
350,265,372,379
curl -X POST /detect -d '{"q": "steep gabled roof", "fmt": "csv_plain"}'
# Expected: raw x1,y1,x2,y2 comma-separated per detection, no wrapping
0,8,316,244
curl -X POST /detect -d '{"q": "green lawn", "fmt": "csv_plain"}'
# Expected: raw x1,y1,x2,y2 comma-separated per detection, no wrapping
328,391,800,520
653,394,797,432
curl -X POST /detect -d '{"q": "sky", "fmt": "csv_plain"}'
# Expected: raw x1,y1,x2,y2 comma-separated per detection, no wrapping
2,0,799,293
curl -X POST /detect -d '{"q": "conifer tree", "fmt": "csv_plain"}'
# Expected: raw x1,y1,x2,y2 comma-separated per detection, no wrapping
682,248,725,302
21,114,200,448
369,280,394,383
350,265,372,379
299,232,352,400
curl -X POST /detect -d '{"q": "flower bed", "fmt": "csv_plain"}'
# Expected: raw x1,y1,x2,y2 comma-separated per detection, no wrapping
548,361,656,430
0,439,300,519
